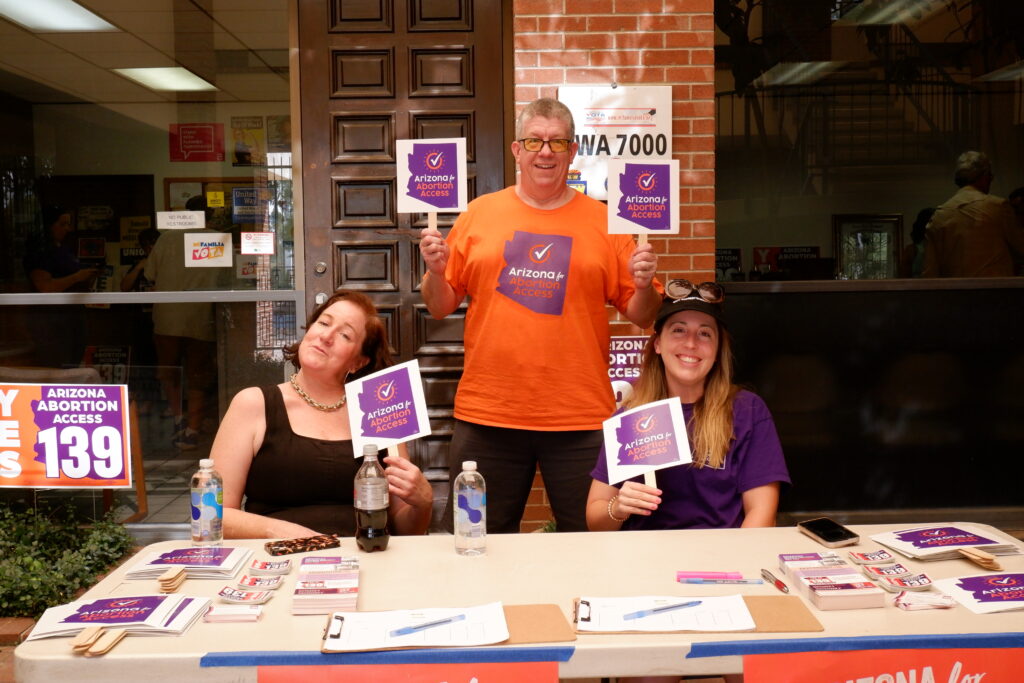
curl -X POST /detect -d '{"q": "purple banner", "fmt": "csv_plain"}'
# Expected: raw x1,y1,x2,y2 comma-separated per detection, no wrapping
614,402,680,467
406,142,458,209
62,596,167,625
895,526,997,550
496,231,572,315
956,574,1024,603
616,162,671,231
31,384,126,481
358,366,419,440
154,547,234,566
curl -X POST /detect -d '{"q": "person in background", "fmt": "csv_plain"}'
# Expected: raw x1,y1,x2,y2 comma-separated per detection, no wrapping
23,204,98,367
922,151,1024,277
145,196,222,449
898,207,935,278
212,290,432,539
587,280,790,532
121,227,161,415
120,227,159,293
419,97,662,533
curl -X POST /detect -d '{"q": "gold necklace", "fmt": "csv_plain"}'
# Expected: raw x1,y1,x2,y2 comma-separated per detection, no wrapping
289,373,346,411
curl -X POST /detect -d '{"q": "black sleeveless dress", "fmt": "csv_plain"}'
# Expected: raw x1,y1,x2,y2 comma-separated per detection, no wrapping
242,385,358,535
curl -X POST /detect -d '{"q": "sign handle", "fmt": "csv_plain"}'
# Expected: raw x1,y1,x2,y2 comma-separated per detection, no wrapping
644,472,656,487
637,233,648,246
428,212,437,233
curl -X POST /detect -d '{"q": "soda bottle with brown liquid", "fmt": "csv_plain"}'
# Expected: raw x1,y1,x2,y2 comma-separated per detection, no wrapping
354,444,390,551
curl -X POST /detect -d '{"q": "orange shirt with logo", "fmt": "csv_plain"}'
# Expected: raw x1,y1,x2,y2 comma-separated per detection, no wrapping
444,187,654,431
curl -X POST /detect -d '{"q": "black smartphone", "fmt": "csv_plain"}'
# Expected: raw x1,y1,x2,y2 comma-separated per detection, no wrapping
797,517,860,548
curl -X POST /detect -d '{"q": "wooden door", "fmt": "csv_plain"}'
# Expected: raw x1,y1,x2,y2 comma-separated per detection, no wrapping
296,0,511,525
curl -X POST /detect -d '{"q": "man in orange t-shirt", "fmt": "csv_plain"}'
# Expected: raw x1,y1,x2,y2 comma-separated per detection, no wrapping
420,97,662,532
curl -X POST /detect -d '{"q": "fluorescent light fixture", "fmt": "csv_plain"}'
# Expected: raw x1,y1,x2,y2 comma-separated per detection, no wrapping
113,67,217,92
0,0,117,32
976,61,1024,83
754,62,848,87
834,0,944,26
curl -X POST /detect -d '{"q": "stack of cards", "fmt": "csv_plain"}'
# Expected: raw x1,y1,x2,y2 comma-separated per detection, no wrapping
870,524,1021,561
126,547,253,580
291,556,360,615
248,558,292,576
217,586,274,605
204,605,263,623
778,552,885,610
877,573,934,592
848,549,895,565
237,574,284,591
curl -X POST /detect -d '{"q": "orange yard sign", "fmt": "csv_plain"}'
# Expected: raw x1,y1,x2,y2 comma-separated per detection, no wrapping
745,647,1024,682
0,383,131,488
258,661,558,682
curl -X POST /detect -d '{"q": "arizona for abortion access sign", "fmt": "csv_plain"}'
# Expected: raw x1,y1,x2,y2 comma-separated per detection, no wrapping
345,361,431,457
396,138,468,213
0,383,132,488
602,398,692,485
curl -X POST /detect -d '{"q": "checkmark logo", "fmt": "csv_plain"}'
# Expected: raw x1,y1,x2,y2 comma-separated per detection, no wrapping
530,243,553,263
637,414,655,432
426,151,444,169
638,172,656,191
990,576,1016,585
376,380,396,402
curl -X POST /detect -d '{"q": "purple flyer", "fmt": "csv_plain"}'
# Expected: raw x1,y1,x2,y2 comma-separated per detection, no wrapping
346,360,431,456
615,163,671,231
602,398,692,485
395,138,467,213
154,547,234,566
62,596,167,625
894,526,996,550
496,231,573,315
956,574,1024,603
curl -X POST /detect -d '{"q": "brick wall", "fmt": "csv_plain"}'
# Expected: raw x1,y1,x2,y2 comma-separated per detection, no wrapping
513,0,717,532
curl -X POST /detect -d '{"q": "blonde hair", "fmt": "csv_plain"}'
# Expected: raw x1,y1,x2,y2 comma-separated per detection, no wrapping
624,326,739,469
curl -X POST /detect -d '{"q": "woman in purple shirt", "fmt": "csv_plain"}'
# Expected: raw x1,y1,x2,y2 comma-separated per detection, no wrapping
587,280,790,531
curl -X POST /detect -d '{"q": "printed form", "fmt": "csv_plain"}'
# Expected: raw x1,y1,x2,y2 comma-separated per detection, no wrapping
576,595,756,632
322,601,509,652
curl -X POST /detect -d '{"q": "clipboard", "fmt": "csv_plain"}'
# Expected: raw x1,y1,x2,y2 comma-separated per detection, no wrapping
321,603,575,653
572,595,823,634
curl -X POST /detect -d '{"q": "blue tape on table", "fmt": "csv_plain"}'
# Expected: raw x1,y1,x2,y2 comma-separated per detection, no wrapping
202,645,575,668
688,632,1024,659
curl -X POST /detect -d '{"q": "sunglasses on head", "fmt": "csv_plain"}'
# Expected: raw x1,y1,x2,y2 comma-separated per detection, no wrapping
517,137,572,153
665,279,724,304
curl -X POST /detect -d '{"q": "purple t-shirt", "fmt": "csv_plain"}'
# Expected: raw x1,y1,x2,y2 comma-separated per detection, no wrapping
591,390,790,530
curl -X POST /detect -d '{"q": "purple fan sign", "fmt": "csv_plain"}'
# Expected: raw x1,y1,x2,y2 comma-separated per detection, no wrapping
62,596,167,624
895,526,996,549
358,366,420,440
496,231,572,315
956,574,1024,603
614,402,680,467
616,163,670,231
406,142,458,209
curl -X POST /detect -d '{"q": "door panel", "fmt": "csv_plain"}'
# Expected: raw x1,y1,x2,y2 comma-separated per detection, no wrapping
297,0,509,526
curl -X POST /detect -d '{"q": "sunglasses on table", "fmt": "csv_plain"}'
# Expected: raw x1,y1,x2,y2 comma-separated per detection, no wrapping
665,279,724,303
517,138,573,153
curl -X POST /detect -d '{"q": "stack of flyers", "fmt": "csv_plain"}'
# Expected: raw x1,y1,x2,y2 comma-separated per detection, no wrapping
237,574,284,590
778,552,885,610
218,587,274,605
878,573,934,593
126,546,253,580
861,563,911,580
26,595,209,640
204,605,263,623
932,573,1024,614
248,558,292,576
870,524,1021,561
292,556,360,615
848,549,895,565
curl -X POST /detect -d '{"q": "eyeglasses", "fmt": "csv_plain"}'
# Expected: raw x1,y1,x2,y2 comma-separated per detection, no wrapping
517,137,572,153
665,279,724,304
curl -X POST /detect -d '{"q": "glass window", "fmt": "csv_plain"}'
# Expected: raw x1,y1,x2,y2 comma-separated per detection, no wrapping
715,0,1024,281
0,1,297,526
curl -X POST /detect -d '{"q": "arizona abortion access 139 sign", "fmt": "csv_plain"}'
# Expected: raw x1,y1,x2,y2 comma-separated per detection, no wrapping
0,383,132,488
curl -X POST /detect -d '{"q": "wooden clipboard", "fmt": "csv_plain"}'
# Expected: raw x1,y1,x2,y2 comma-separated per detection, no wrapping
572,595,823,634
321,603,575,653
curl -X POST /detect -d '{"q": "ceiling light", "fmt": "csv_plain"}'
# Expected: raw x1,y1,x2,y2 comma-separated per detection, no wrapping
113,68,218,92
976,61,1024,83
0,0,116,32
754,62,848,87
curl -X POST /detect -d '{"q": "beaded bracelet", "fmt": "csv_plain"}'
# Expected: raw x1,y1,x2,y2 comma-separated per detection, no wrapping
607,495,627,522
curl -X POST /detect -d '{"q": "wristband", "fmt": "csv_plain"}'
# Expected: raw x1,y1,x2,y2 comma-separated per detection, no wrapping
607,495,627,522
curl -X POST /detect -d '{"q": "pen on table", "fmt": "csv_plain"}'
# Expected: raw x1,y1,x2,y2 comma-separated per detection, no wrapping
678,577,764,585
623,600,702,620
389,613,466,637
761,568,789,594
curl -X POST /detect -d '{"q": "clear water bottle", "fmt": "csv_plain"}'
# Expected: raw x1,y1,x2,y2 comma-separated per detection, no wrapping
454,460,486,556
354,444,390,552
190,458,223,546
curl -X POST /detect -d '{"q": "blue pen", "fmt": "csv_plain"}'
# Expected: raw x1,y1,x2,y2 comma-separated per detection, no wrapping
623,599,702,620
679,578,764,585
389,613,466,637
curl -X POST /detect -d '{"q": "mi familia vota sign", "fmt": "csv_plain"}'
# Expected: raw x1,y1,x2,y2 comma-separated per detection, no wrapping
559,86,673,200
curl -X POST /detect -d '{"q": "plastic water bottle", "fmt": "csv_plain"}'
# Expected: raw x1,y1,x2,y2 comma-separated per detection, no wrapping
454,460,486,556
354,444,390,552
190,458,223,546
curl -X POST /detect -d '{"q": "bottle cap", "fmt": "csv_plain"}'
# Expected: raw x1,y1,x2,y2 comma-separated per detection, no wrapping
462,460,477,471
362,444,379,457
199,458,214,468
